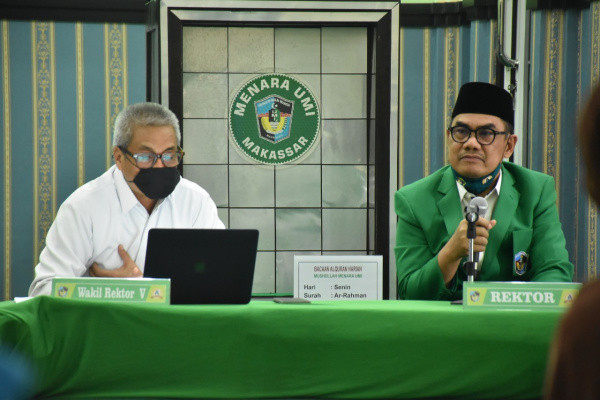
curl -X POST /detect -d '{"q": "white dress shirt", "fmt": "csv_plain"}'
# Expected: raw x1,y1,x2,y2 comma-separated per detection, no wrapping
29,165,224,296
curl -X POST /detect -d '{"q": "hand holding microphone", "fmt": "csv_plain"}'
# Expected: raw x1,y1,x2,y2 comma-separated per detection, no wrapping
437,197,496,285
465,197,489,281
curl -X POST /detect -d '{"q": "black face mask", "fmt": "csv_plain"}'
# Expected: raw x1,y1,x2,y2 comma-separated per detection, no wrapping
132,167,180,200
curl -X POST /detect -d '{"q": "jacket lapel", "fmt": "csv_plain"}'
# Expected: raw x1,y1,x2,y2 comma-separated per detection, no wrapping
437,167,463,237
481,165,520,269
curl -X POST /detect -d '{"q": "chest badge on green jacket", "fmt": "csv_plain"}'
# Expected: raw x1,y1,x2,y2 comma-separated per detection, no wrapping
514,251,529,276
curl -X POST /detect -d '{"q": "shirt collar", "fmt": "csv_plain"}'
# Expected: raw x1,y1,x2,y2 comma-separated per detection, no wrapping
113,165,140,214
113,165,170,214
457,168,503,204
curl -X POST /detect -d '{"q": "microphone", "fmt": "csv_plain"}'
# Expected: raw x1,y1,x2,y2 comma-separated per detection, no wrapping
465,197,488,281
467,196,488,218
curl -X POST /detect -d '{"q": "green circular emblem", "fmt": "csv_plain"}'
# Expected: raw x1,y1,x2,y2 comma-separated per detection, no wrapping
229,74,320,165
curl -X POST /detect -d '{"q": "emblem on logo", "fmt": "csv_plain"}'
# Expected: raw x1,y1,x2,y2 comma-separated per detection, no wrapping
564,293,574,304
256,95,294,143
469,290,480,303
229,74,320,165
58,286,69,297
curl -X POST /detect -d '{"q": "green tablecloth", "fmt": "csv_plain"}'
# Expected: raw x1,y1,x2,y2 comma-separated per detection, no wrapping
0,296,564,399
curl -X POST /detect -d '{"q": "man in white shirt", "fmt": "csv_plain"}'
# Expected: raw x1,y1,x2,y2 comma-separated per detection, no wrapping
29,102,224,296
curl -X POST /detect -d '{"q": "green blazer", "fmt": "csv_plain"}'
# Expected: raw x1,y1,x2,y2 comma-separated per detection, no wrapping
394,162,574,300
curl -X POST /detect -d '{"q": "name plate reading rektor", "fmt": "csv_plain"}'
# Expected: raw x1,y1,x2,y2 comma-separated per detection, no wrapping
463,282,581,310
294,255,383,300
51,277,171,304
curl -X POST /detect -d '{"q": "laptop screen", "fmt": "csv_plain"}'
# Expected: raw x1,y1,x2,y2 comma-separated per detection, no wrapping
143,228,259,305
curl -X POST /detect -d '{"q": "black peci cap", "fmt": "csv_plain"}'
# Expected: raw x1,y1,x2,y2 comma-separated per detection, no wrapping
451,82,514,126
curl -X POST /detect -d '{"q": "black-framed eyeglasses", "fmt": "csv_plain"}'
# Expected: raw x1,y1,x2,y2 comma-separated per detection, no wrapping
119,146,184,169
448,126,510,146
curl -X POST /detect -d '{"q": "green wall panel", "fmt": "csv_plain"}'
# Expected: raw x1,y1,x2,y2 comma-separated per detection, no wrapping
0,20,145,299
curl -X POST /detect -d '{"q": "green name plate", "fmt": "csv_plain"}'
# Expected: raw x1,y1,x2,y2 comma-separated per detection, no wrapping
463,281,581,309
51,277,170,304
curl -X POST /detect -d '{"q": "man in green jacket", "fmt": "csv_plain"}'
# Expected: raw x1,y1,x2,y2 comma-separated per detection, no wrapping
395,82,574,300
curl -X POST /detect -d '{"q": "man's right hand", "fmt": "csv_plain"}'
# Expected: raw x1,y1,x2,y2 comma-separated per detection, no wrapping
89,245,142,278
437,217,496,285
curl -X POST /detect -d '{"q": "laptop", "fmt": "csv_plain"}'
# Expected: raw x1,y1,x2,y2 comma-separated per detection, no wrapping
144,228,259,305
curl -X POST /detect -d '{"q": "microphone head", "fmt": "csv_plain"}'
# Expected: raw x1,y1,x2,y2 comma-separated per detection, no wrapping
468,196,488,215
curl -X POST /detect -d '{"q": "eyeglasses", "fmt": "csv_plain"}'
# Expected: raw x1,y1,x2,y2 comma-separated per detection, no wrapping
119,146,184,169
448,126,510,145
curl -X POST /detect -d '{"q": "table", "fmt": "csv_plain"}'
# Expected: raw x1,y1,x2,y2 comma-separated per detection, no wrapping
0,296,564,399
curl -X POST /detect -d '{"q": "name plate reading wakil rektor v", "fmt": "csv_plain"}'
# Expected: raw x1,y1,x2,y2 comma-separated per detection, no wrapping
463,282,581,310
294,255,383,300
51,277,170,304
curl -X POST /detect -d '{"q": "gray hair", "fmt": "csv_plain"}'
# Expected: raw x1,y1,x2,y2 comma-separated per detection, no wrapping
112,102,181,147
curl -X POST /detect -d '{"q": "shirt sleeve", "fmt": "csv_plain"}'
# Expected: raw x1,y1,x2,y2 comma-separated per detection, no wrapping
528,176,574,282
394,191,459,300
28,201,94,296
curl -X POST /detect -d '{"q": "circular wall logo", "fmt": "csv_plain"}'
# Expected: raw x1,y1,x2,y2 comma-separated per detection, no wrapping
229,74,320,165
